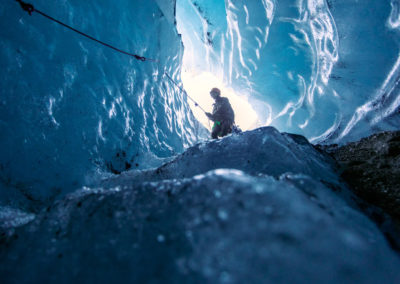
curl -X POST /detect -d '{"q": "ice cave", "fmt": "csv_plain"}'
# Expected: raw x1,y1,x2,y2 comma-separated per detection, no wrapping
1,0,400,283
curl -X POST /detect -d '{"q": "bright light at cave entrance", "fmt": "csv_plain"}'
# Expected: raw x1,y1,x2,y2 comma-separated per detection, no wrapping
181,71,259,131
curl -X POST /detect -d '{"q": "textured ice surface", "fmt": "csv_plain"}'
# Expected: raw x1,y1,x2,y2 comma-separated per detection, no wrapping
101,127,341,188
0,0,207,206
0,206,35,229
2,0,400,209
1,2,400,281
176,0,400,143
1,128,399,283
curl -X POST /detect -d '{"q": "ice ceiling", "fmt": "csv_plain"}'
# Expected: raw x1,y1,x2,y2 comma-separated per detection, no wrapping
176,0,400,143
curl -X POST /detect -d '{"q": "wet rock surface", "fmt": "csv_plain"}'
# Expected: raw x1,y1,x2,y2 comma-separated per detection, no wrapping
320,131,400,222
1,127,400,283
101,128,341,189
2,171,400,283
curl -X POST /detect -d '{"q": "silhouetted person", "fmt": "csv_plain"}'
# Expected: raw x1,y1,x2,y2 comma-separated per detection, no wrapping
206,88,235,139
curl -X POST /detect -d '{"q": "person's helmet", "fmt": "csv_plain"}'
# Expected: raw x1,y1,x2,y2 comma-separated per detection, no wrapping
210,88,221,99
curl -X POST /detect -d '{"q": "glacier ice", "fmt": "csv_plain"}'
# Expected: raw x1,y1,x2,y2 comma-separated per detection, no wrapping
0,206,35,229
100,127,341,187
176,0,400,143
1,0,400,204
0,0,206,205
1,0,400,282
1,127,400,283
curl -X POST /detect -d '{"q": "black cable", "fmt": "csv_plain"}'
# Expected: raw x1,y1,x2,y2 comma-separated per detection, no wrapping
164,72,208,114
15,0,155,62
15,0,210,121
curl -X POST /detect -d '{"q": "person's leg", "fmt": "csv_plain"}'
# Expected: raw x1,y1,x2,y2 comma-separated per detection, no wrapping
220,121,233,137
211,123,221,139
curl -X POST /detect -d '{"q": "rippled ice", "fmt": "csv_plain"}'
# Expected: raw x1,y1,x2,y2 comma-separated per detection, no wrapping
0,0,207,205
177,0,400,143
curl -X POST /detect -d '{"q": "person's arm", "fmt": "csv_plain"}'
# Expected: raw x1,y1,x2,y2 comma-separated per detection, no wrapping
205,112,214,121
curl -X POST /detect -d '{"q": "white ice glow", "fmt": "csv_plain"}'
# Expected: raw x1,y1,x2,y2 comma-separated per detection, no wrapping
181,71,259,131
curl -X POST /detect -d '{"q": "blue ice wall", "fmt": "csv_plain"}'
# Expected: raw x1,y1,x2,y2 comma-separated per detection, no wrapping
0,0,204,206
2,0,400,208
176,0,400,143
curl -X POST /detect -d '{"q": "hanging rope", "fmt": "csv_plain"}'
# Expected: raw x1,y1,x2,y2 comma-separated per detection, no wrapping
165,73,213,131
15,0,154,62
164,73,208,114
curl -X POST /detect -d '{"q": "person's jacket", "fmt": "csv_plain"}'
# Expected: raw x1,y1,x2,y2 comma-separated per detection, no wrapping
210,97,235,124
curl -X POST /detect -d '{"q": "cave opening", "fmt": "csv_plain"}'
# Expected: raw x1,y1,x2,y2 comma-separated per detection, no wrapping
176,0,261,131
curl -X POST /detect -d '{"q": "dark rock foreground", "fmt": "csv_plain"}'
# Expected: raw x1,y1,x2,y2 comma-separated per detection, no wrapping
321,131,400,223
1,127,400,284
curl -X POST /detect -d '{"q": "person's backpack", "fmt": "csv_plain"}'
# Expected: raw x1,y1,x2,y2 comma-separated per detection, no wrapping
221,98,235,122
